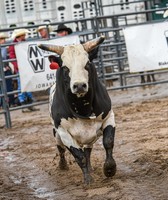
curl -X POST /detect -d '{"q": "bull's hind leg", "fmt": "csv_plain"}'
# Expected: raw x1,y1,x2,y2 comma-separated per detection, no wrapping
53,128,69,170
57,145,69,170
68,147,93,185
103,125,116,177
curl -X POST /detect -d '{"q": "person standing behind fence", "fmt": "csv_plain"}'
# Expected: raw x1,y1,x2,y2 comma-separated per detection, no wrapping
48,24,73,70
54,24,72,37
36,25,52,39
8,29,37,111
0,32,15,107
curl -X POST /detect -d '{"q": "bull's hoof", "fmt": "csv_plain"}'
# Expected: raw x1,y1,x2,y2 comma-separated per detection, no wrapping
59,159,69,170
103,158,116,177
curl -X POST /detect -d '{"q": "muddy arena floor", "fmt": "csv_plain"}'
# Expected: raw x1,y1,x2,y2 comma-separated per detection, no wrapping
0,84,168,200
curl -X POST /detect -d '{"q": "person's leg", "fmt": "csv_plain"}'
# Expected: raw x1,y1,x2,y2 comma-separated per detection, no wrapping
5,70,15,106
17,76,26,104
26,92,33,103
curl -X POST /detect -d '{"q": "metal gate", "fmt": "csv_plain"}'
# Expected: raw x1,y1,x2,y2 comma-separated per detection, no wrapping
1,1,168,128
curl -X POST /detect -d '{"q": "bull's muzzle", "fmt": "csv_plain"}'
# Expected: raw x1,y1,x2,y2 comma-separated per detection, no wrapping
72,82,88,95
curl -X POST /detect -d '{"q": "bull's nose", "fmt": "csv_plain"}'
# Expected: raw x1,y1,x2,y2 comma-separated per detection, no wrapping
73,82,88,94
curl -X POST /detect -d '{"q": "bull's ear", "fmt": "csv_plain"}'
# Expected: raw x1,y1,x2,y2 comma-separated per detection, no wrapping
83,35,105,53
38,44,64,55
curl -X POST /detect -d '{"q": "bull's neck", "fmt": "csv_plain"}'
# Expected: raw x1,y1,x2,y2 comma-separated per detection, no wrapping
66,90,94,119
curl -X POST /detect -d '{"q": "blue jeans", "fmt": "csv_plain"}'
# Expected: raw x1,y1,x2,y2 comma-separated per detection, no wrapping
17,76,33,103
5,70,15,105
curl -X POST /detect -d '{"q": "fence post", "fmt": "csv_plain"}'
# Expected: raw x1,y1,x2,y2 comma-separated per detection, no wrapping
0,46,12,128
112,16,124,88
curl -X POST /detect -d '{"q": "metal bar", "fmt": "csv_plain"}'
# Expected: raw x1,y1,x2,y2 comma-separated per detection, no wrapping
0,46,12,128
0,2,168,128
107,79,168,90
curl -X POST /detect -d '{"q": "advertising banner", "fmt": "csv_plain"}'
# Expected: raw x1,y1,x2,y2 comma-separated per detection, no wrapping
123,21,168,72
15,35,80,92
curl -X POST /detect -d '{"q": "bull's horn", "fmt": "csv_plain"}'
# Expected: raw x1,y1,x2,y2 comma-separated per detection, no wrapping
83,35,105,52
38,44,64,55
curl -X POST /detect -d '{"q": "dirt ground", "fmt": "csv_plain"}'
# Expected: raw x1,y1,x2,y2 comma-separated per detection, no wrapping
0,84,168,200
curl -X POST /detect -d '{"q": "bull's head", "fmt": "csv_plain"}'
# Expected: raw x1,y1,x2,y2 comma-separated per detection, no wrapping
38,36,105,96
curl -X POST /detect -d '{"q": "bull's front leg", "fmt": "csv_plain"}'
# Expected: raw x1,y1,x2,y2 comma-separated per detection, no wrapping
103,125,116,177
68,146,93,185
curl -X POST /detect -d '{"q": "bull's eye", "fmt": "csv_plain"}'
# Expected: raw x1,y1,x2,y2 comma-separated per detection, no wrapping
85,62,90,70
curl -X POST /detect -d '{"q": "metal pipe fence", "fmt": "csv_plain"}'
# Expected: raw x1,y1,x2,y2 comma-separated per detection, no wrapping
1,4,168,128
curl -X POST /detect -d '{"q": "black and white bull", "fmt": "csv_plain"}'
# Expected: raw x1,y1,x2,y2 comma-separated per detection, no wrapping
38,36,116,184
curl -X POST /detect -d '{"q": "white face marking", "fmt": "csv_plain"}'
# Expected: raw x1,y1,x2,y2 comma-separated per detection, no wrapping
61,44,89,94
